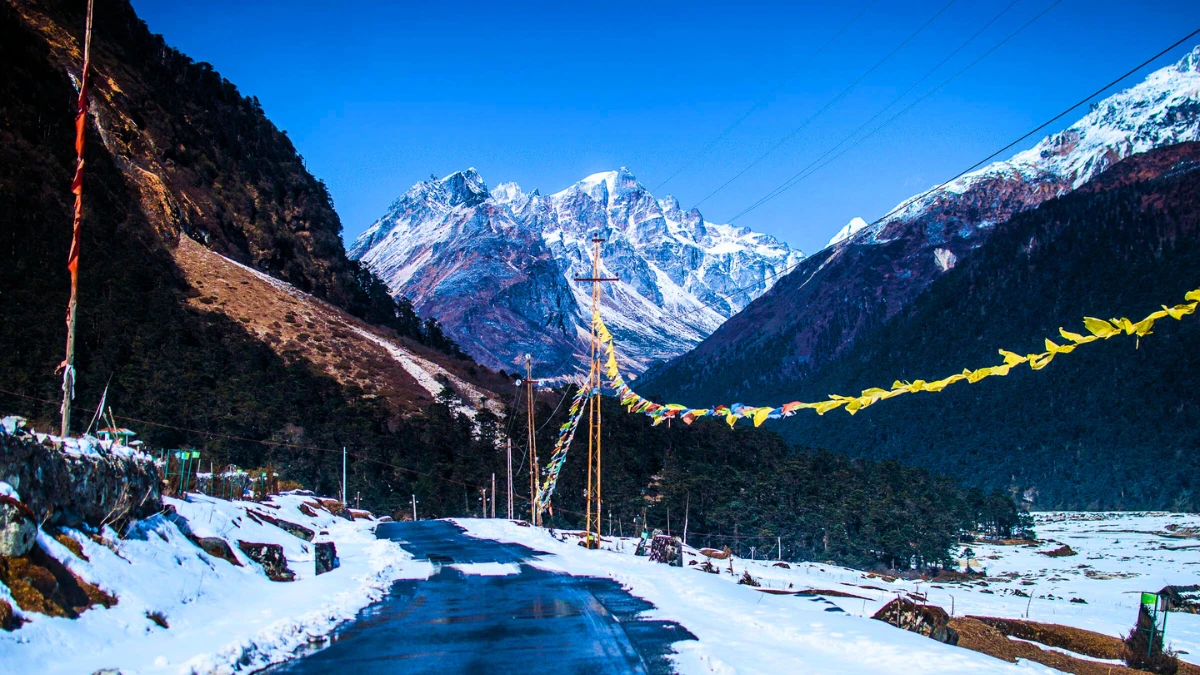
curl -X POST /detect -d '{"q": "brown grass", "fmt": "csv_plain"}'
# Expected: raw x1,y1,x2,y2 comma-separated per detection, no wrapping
146,610,169,629
172,237,505,415
0,545,116,620
970,616,1125,660
952,618,1140,675
0,598,23,631
49,530,88,562
953,617,1200,675
799,588,871,600
1042,544,1079,557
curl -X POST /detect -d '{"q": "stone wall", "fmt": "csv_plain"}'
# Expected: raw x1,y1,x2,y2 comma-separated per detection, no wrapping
0,425,162,531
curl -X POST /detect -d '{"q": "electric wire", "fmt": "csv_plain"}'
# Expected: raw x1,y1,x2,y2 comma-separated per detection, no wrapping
652,0,878,192
673,24,1200,318
728,0,1039,221
692,0,959,209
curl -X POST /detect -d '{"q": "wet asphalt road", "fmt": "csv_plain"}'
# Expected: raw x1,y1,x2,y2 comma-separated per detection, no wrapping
264,521,694,674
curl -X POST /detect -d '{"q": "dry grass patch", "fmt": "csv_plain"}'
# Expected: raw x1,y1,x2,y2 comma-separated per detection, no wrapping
0,545,116,620
969,616,1124,660
951,617,1139,675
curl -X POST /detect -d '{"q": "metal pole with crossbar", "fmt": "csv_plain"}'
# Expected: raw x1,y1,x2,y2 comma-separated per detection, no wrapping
574,237,617,549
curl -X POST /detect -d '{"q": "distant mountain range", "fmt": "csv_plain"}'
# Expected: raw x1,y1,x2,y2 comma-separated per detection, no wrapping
642,44,1200,403
349,168,802,375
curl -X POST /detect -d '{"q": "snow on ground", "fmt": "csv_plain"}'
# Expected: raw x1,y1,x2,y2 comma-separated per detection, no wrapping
454,518,1062,675
0,492,427,675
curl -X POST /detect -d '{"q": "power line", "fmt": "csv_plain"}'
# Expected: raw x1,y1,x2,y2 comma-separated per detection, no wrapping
692,0,959,209
673,24,1200,319
652,0,878,193
733,21,1200,223
730,0,1042,221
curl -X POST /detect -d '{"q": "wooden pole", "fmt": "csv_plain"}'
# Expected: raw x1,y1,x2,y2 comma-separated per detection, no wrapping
60,0,95,437
491,473,496,518
506,437,513,519
525,355,540,525
572,238,616,549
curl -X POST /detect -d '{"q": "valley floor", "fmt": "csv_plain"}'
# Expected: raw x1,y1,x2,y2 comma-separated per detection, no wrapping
456,512,1200,674
2,509,1194,674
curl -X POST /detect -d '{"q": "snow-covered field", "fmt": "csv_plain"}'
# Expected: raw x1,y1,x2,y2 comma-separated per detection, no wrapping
0,493,426,675
456,511,1200,674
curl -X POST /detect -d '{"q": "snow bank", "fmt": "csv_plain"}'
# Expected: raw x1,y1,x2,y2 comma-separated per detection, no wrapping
0,492,425,674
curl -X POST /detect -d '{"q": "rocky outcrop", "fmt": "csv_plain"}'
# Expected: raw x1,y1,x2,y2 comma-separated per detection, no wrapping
193,536,242,567
0,495,37,557
873,598,958,645
0,424,161,531
0,543,116,621
236,541,294,582
251,509,314,541
314,541,338,576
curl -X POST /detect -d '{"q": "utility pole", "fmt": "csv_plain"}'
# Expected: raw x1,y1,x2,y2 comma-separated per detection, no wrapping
411,494,417,521
573,236,617,549
491,473,496,518
683,493,690,548
506,438,514,519
342,446,347,505
778,536,782,561
524,354,541,526
59,0,95,437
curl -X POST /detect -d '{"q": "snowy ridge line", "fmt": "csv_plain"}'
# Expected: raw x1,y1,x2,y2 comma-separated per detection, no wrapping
1,414,152,462
849,42,1200,248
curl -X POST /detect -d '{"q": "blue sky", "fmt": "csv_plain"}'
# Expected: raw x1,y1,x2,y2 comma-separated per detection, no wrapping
130,0,1199,254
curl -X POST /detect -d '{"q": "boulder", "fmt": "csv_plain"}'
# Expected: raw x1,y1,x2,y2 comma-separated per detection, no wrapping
193,536,241,567
649,534,683,566
873,598,959,645
251,510,314,541
0,495,37,557
236,541,294,581
314,541,339,576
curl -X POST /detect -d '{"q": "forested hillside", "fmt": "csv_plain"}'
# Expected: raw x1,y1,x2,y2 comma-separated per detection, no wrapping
754,143,1200,510
0,0,483,504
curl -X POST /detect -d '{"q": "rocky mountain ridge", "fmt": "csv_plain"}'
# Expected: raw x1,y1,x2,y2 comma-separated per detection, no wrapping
351,167,803,375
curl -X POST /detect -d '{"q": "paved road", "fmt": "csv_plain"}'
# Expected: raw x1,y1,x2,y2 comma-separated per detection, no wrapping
265,521,694,674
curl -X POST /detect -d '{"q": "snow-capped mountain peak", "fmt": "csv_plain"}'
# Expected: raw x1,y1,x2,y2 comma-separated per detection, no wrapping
351,167,804,374
828,217,869,248
851,44,1200,247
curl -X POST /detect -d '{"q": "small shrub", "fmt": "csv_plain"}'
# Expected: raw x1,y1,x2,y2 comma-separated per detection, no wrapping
737,570,760,587
146,610,169,629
